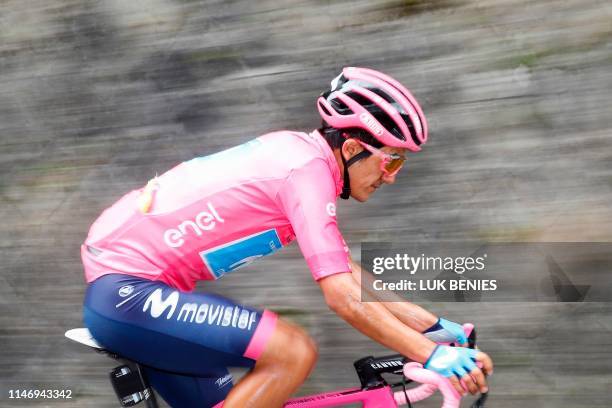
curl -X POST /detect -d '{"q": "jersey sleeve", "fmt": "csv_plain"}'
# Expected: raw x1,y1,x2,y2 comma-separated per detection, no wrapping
276,158,350,281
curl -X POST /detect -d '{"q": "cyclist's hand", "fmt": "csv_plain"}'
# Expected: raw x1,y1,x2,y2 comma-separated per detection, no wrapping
423,318,468,346
424,345,493,395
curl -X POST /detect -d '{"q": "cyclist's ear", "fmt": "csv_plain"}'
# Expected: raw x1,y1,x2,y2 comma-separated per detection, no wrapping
341,138,363,160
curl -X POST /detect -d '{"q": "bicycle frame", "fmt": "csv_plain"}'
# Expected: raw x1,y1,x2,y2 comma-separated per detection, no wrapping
285,386,397,407
283,323,481,408
283,364,461,408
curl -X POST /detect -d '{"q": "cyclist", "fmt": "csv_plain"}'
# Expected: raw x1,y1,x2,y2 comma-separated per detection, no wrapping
81,67,493,408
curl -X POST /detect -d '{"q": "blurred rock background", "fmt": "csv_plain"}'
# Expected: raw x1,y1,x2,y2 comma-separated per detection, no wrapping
1,0,611,406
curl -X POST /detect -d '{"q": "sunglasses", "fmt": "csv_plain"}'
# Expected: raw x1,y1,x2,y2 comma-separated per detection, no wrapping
355,140,406,176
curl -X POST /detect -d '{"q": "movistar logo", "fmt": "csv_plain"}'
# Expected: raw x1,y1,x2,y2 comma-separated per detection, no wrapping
359,112,384,136
142,288,257,330
143,289,179,319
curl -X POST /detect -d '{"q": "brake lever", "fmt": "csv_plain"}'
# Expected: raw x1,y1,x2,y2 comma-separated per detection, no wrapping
466,327,488,408
468,326,477,349
471,392,488,408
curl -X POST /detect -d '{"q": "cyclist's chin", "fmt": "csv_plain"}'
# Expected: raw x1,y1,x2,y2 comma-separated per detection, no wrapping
351,189,373,202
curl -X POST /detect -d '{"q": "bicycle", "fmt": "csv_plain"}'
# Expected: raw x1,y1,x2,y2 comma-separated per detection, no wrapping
65,324,487,408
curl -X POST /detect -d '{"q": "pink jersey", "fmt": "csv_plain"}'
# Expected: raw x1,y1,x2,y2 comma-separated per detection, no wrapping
81,130,350,291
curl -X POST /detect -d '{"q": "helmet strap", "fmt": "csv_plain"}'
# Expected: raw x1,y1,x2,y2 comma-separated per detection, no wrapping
340,142,371,200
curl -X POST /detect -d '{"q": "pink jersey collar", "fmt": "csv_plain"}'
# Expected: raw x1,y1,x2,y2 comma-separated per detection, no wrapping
310,129,343,197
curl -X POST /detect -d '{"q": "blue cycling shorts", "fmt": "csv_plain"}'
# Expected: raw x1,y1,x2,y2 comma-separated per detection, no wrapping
83,274,278,408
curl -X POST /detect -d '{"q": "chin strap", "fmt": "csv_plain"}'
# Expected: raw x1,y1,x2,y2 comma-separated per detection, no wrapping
340,145,371,200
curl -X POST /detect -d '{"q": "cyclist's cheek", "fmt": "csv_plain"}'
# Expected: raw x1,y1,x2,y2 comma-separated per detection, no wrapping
382,173,397,184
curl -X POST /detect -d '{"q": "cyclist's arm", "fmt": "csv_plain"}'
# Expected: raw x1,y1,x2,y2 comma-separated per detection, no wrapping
318,272,436,363
320,270,494,396
348,256,439,332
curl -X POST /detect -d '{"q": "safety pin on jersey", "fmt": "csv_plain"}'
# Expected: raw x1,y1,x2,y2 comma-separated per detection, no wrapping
138,174,160,214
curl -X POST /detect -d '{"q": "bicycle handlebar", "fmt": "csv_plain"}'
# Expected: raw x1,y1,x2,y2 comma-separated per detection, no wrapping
394,362,462,408
393,323,485,408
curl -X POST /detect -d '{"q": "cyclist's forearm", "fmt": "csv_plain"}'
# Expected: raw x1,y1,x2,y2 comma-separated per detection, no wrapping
349,258,437,332
381,301,438,333
322,273,436,363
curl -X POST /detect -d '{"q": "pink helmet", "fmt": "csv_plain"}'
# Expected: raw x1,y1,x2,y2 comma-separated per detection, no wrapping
317,67,428,152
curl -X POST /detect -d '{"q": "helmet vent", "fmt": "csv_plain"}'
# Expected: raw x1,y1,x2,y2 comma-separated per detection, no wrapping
318,101,332,116
383,81,426,142
329,98,353,115
401,113,420,146
370,87,396,104
372,110,406,141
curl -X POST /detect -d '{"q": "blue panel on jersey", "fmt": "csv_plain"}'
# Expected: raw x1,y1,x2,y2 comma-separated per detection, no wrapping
200,229,282,279
190,138,262,165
